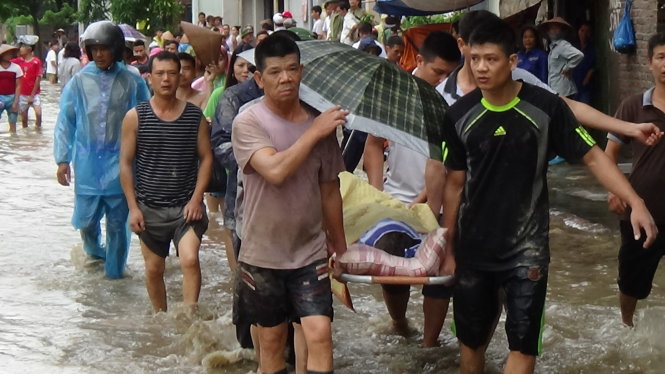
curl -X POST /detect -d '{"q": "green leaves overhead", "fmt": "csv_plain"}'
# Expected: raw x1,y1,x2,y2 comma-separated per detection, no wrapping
78,0,110,24
40,3,77,26
401,12,463,30
108,0,184,33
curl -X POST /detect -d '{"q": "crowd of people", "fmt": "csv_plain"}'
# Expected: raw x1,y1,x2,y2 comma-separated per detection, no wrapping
1,2,664,373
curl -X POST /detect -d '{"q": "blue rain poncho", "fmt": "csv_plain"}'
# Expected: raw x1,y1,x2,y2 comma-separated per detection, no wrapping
54,61,150,195
54,61,149,278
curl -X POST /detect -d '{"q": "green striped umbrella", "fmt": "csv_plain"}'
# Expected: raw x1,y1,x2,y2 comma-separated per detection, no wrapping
240,40,449,158
286,27,318,41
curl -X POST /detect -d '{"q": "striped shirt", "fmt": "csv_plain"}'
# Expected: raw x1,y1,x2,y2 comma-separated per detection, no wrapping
135,101,202,208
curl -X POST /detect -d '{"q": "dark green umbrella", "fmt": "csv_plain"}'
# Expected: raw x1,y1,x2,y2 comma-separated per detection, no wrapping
287,27,318,41
240,40,449,158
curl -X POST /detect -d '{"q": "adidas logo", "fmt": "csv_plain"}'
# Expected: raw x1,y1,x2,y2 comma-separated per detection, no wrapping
494,126,506,136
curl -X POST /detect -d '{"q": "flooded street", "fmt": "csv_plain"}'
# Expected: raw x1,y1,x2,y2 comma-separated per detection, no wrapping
1,83,664,373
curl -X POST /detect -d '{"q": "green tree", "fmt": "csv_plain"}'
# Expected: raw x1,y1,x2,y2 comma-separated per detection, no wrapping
109,0,148,26
40,3,77,27
0,0,55,54
401,12,463,30
108,0,183,33
4,15,33,42
150,0,184,31
78,0,110,24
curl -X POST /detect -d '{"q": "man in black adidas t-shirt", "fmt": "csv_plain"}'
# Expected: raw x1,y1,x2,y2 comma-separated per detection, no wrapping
120,51,213,313
439,19,658,374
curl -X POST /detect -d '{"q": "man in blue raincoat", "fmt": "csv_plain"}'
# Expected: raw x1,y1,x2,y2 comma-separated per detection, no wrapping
54,21,150,278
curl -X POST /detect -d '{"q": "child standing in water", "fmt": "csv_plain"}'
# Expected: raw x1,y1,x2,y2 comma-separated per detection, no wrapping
12,42,42,128
0,44,22,132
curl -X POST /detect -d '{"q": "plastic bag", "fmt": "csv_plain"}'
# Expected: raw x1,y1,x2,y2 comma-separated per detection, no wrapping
613,0,636,53
17,35,39,45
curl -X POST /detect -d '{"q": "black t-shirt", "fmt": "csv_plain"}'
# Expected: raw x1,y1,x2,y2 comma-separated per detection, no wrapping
441,82,595,270
610,89,665,225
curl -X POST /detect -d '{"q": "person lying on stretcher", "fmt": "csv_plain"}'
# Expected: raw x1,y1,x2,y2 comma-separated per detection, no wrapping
337,218,447,278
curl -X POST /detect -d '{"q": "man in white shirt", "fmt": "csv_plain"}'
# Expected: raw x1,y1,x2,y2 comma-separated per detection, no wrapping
57,45,65,74
340,1,358,45
45,42,58,84
321,1,337,40
363,31,461,347
311,6,324,39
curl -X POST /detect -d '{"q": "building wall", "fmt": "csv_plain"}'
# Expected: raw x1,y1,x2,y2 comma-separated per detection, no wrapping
594,0,617,115
611,0,657,109
192,0,242,26
193,0,305,30
192,0,222,22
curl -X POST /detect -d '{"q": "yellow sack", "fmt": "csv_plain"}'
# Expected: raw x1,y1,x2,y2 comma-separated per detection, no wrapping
339,171,439,245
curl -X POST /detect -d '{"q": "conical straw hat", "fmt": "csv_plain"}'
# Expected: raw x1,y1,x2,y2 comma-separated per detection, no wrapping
538,17,573,33
180,21,222,67
0,44,18,57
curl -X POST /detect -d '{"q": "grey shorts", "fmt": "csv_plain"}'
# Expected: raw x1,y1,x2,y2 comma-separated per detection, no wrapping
138,202,209,258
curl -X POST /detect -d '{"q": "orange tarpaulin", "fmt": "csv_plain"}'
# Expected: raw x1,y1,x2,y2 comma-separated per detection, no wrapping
399,23,452,72
398,2,542,72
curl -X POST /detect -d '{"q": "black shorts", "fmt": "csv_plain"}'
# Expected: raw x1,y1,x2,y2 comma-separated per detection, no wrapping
233,258,333,328
138,202,209,258
453,265,548,356
618,221,665,299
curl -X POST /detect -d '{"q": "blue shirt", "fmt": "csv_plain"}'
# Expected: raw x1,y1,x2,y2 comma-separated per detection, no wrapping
517,48,548,84
573,43,596,95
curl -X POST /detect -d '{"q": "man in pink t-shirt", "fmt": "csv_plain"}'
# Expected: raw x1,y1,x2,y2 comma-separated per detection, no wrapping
232,33,348,374
12,43,42,128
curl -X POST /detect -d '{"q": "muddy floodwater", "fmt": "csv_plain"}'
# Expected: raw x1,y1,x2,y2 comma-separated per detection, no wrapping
1,83,664,373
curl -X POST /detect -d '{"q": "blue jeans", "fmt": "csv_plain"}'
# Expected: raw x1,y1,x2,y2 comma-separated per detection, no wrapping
0,94,18,123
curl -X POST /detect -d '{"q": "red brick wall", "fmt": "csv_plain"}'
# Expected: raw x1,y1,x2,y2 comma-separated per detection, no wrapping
615,0,657,102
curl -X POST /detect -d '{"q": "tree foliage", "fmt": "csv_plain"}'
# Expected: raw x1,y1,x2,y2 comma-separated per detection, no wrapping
0,0,53,22
4,15,34,42
149,0,184,31
40,3,77,27
78,0,110,24
109,0,149,26
401,12,463,30
109,0,183,33
0,0,52,53
3,0,184,42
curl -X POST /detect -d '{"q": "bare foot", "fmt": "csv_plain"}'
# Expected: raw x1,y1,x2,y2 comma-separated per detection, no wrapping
422,339,441,348
392,317,411,336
